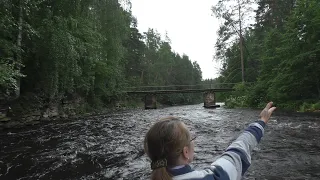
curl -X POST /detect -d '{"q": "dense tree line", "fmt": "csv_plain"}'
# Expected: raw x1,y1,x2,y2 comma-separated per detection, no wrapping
213,0,320,111
0,0,202,113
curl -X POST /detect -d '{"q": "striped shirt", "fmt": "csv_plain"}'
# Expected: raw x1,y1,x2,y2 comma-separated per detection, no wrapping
168,120,266,180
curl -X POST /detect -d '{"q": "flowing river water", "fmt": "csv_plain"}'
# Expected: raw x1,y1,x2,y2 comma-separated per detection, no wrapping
0,104,320,180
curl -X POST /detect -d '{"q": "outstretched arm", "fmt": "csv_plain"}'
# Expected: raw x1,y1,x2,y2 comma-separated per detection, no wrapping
209,102,276,180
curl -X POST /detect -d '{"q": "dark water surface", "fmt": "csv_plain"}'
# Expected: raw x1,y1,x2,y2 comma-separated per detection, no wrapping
0,104,320,180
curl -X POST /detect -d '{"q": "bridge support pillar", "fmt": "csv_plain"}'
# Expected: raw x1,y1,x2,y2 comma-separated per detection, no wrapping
145,94,157,109
203,91,219,108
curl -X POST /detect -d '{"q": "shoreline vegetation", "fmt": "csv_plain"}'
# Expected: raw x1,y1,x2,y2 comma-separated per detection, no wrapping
1,100,319,131
221,83,320,113
0,95,203,130
1,92,319,130
212,0,320,113
225,97,320,113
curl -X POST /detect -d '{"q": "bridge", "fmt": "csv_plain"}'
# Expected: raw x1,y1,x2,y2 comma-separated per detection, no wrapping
124,83,235,109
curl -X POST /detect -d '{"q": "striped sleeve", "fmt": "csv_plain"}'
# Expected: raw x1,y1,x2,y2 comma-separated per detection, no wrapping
208,120,266,180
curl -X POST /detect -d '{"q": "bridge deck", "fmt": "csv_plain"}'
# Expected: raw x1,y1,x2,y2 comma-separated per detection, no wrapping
125,88,234,94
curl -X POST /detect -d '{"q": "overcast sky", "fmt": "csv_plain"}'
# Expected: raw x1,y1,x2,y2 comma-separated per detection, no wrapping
130,0,221,80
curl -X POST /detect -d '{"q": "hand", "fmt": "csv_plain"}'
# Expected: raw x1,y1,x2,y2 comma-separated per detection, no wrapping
260,102,276,124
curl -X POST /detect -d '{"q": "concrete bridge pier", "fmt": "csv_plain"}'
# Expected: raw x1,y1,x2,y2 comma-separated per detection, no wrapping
145,94,157,109
203,91,219,108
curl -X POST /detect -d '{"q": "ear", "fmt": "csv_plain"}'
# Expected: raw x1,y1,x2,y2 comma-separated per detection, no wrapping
182,146,189,160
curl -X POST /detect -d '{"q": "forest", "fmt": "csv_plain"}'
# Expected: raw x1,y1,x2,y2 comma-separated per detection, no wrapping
213,0,320,111
1,0,319,122
0,0,202,119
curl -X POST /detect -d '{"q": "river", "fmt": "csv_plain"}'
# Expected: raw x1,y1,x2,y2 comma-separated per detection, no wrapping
0,104,320,180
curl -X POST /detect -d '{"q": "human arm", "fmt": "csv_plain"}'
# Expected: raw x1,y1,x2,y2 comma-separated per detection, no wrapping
208,102,276,180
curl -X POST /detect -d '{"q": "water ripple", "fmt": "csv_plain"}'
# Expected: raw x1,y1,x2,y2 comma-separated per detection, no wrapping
0,104,319,179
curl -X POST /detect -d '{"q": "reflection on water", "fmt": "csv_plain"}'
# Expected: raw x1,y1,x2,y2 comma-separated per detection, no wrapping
0,104,320,179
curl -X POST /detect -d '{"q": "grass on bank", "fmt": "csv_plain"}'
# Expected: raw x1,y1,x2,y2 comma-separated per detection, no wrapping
222,83,320,112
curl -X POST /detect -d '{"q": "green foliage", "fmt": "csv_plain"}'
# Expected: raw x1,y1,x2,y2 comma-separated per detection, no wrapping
0,62,24,97
214,0,320,111
299,101,320,112
124,27,203,105
224,83,250,108
313,102,320,110
225,96,248,108
0,0,203,111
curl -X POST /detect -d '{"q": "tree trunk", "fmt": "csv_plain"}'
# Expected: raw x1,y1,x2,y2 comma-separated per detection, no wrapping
15,3,23,98
238,1,245,83
140,70,144,84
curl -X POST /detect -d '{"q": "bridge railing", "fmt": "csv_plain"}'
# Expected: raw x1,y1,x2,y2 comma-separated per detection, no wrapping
124,83,238,92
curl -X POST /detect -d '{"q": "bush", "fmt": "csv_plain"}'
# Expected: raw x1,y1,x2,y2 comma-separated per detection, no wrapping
224,83,250,108
298,101,320,112
312,102,320,110
246,82,268,108
225,96,249,108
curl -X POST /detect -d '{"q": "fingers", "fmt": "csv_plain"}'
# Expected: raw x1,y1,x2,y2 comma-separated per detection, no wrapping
268,107,276,113
265,102,273,110
260,102,276,124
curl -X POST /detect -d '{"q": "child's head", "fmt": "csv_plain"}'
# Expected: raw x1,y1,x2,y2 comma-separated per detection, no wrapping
144,117,195,179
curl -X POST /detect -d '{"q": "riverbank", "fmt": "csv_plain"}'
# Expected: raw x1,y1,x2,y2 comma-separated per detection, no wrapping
224,95,320,113
0,96,142,130
0,95,202,130
219,83,320,113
